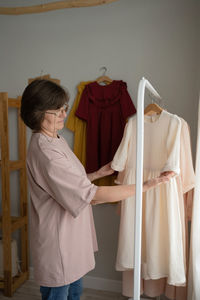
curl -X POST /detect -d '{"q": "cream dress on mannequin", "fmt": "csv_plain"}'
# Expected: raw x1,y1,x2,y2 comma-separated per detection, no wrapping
111,110,186,286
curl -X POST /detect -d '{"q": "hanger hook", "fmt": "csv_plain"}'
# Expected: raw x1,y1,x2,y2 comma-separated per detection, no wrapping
99,66,107,76
40,69,44,78
148,92,154,104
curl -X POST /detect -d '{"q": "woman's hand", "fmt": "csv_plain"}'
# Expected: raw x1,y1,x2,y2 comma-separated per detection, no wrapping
87,162,114,182
96,162,114,178
91,171,175,205
143,171,175,192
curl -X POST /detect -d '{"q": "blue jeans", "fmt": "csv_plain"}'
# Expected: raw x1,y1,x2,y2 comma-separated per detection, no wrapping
40,278,83,300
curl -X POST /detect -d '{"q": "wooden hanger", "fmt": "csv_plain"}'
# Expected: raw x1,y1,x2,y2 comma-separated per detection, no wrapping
96,67,113,84
144,102,163,115
144,93,163,115
96,75,113,84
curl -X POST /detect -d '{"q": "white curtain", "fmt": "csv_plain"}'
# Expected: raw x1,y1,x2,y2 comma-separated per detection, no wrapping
188,96,200,300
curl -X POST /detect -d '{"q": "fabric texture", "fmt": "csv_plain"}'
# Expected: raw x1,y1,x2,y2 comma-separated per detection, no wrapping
76,80,136,173
117,117,195,299
111,110,186,286
27,133,98,287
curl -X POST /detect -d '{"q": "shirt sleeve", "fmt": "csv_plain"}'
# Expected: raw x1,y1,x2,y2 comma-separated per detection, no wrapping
161,115,181,175
75,86,89,121
39,151,97,218
120,82,136,120
111,118,132,172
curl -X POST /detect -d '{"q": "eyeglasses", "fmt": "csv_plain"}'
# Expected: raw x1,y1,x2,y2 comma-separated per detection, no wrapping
45,104,69,117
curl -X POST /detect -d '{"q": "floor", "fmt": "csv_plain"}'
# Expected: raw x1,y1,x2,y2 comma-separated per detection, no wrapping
0,280,165,299
0,279,127,300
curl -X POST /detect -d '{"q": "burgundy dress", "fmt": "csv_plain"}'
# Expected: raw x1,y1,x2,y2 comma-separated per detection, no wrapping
75,80,136,173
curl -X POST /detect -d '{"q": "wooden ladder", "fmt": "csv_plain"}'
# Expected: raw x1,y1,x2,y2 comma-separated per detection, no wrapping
0,93,29,297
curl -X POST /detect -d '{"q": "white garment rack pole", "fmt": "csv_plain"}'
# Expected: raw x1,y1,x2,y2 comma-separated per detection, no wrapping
130,77,161,300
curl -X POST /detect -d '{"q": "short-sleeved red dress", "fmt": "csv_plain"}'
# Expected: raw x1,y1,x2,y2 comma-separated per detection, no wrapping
75,80,136,173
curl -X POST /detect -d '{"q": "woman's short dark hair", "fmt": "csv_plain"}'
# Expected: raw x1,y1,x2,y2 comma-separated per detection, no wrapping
20,79,69,131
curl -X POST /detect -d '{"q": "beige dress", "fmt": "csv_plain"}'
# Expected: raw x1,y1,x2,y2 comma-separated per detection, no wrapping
120,118,195,299
111,110,186,287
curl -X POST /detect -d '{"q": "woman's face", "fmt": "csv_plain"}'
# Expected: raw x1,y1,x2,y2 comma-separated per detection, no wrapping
41,104,68,136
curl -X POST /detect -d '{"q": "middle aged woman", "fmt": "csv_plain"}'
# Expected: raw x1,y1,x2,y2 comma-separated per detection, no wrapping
20,79,174,300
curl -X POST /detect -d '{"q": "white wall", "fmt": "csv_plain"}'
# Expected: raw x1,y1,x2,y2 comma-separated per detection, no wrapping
0,0,199,284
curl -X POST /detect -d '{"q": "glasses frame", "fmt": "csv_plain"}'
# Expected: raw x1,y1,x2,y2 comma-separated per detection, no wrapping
45,104,69,117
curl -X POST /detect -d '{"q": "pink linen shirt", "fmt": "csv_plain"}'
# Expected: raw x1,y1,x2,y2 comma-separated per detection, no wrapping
27,133,98,287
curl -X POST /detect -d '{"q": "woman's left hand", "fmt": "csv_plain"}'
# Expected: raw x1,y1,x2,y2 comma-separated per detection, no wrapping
96,162,115,179
143,171,175,192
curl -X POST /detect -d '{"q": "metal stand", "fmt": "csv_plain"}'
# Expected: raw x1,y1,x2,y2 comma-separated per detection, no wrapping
129,78,161,300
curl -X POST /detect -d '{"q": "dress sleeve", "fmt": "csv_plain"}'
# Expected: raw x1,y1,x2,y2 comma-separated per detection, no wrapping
180,119,195,193
120,82,136,120
75,86,89,121
161,115,181,175
111,118,132,172
38,151,97,218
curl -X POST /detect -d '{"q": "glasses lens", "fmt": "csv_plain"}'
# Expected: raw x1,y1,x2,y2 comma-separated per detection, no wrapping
56,104,68,116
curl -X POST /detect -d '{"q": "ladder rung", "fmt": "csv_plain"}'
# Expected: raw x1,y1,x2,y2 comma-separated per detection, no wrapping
8,98,21,108
0,216,27,232
0,160,25,170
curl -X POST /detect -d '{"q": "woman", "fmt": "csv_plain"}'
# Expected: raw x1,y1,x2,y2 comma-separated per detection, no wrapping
20,79,173,300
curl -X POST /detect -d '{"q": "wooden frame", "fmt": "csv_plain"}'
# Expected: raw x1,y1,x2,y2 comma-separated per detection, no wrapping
0,94,29,297
0,0,120,15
